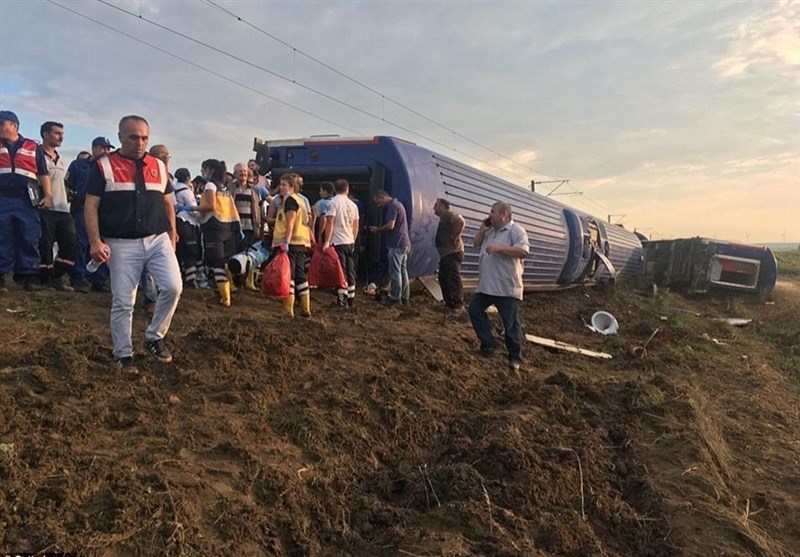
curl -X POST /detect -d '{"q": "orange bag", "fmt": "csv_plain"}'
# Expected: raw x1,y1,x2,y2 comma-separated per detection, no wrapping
261,251,291,298
308,244,347,289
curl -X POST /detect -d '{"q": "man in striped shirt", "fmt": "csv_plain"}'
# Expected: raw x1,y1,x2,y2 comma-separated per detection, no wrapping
229,162,261,251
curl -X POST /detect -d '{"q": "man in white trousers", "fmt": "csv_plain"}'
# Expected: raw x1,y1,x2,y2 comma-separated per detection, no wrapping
84,115,182,374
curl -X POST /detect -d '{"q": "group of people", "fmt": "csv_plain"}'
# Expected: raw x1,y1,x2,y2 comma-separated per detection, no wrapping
1,110,530,373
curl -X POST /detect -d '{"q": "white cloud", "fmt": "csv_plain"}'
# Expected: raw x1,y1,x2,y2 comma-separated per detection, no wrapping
714,0,800,77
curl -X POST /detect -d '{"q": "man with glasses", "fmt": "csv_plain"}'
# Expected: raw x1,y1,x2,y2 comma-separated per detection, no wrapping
84,115,182,374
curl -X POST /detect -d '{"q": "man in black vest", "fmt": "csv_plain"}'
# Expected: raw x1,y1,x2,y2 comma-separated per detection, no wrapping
0,110,53,292
84,115,182,374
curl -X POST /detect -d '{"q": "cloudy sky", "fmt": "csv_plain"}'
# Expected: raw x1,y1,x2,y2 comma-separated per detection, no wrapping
2,0,798,242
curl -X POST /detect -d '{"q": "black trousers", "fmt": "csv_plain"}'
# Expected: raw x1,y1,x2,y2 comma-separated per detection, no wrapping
334,243,357,288
176,219,201,271
273,245,308,291
39,210,77,280
202,225,236,269
439,252,464,308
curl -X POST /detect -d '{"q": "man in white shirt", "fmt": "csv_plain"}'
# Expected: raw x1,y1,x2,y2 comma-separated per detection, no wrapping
323,178,360,307
39,121,78,291
469,201,530,372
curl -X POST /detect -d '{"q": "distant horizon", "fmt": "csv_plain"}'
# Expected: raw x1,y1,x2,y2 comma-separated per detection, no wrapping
762,242,800,252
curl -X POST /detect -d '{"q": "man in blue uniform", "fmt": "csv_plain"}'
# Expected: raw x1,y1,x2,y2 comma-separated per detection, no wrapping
0,110,53,292
66,137,114,292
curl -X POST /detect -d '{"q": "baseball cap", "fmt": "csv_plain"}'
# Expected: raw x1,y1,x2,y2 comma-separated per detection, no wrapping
0,110,20,125
92,136,115,149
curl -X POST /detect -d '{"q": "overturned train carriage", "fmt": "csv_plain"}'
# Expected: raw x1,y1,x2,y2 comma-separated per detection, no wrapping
254,135,644,290
639,237,778,298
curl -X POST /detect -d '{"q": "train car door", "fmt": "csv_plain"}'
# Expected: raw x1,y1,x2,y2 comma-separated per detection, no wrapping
271,164,387,283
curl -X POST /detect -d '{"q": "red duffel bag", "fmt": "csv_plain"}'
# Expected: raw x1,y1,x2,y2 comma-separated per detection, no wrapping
308,244,347,289
261,251,291,298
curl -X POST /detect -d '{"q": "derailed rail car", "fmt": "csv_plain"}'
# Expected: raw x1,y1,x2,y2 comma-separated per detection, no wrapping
639,237,778,297
254,135,644,290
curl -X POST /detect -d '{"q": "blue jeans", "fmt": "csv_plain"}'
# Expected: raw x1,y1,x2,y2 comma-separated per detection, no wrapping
468,292,523,363
387,246,410,302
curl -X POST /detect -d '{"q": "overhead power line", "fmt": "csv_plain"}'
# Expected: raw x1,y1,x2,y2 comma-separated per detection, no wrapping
43,0,363,134
43,0,606,207
209,0,619,215
201,0,559,182
93,0,536,183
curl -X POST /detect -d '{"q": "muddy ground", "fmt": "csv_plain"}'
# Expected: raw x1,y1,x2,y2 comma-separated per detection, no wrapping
0,275,798,556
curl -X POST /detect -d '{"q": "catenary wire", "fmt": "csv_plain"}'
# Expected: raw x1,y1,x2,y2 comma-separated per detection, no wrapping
93,0,536,183
45,0,601,204
201,0,559,181
43,0,364,135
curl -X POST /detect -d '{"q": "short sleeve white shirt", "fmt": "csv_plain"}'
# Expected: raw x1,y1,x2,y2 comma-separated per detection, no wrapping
326,193,359,246
174,182,198,226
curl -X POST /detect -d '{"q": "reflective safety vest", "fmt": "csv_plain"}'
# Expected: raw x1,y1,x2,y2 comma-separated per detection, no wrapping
272,193,311,248
96,151,167,192
200,182,240,228
0,138,40,182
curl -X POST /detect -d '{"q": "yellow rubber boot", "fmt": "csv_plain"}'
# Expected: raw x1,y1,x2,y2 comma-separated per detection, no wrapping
300,293,312,318
217,280,231,307
225,269,238,292
245,266,257,291
283,294,295,317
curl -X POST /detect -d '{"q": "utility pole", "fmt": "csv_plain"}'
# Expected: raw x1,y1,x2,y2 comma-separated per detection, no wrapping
607,214,626,224
530,179,571,196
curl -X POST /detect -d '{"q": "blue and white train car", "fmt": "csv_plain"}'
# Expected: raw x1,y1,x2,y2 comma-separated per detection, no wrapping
254,136,643,290
639,237,778,297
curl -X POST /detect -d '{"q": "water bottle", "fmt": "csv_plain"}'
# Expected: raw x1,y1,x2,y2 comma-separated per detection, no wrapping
87,246,110,273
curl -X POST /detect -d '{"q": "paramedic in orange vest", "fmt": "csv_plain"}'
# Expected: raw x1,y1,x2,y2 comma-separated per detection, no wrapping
0,110,53,292
84,115,182,375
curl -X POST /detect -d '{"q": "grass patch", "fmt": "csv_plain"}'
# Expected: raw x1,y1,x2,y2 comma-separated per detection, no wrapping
776,250,800,279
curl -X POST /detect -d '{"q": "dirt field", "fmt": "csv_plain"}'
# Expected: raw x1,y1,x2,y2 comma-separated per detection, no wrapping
1,274,798,556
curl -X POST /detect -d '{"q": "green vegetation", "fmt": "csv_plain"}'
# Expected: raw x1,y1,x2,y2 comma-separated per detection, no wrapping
776,250,800,279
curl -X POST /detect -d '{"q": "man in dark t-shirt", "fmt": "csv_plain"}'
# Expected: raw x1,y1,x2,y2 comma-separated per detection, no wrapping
433,198,465,311
369,190,411,304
